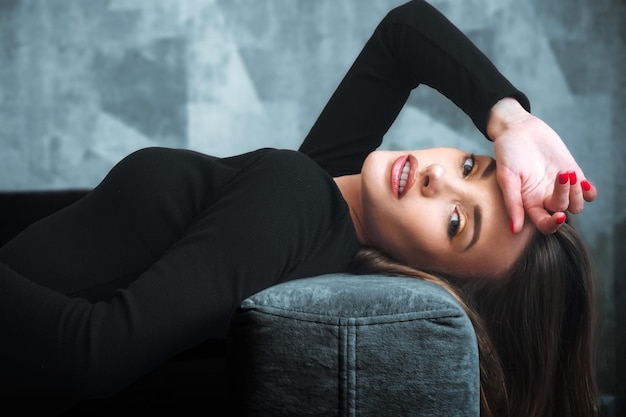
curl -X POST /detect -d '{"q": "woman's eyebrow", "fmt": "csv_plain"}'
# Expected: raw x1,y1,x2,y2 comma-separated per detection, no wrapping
464,205,482,252
481,157,497,179
464,158,493,251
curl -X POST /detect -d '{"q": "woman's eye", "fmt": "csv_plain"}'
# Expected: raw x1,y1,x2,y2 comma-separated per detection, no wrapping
463,154,475,176
448,208,461,239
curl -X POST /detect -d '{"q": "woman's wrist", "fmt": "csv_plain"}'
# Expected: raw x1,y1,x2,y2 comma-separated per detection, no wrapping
487,97,533,142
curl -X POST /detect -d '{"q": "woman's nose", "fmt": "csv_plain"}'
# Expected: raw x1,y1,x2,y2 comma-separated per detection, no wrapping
420,164,448,197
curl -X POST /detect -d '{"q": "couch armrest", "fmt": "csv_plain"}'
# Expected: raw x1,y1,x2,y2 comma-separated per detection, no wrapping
226,274,480,417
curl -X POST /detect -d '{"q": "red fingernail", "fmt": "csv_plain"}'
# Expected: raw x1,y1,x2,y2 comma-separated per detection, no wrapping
556,213,566,225
581,180,591,192
559,173,569,185
510,219,515,234
569,171,577,185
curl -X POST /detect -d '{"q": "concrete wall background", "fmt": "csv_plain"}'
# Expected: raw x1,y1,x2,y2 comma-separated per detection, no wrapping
1,0,624,411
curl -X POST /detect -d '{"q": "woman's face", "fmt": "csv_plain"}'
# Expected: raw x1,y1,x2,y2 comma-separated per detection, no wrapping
360,148,535,278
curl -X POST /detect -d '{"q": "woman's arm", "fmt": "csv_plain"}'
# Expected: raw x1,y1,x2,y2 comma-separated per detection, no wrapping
300,0,596,233
299,0,529,176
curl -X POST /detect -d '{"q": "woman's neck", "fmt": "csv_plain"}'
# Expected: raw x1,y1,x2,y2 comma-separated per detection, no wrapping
333,174,370,247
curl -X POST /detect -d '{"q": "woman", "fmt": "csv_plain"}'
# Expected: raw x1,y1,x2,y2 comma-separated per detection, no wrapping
0,1,598,416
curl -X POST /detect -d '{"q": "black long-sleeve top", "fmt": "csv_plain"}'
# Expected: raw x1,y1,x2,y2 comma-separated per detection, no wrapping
0,0,529,400
300,0,529,176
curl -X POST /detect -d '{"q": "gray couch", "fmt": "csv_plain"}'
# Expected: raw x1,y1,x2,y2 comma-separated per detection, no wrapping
227,274,479,416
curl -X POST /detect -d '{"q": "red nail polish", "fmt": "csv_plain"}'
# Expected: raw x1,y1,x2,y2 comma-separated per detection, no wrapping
569,171,577,185
510,219,515,234
581,180,591,192
559,173,569,185
556,213,566,225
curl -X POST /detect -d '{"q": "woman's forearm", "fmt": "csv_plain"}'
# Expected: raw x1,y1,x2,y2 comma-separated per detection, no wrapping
381,0,531,135
300,0,530,173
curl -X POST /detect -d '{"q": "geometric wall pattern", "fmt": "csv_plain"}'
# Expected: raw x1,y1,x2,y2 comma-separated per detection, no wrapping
1,0,625,411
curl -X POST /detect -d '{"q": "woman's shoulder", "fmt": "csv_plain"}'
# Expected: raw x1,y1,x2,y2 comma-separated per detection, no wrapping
221,147,312,168
244,148,327,177
241,148,348,212
253,149,334,187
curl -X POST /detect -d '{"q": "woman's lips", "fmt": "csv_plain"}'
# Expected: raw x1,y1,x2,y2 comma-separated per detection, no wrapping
391,155,418,198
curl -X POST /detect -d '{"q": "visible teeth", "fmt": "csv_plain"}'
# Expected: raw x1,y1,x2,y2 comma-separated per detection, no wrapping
398,160,410,195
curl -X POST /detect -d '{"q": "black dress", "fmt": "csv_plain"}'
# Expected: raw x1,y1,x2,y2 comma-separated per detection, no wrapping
0,0,529,399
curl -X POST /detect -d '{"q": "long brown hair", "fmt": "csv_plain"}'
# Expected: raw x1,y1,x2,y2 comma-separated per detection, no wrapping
350,222,599,417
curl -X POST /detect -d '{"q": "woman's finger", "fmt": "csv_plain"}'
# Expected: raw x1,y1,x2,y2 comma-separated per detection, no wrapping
580,178,597,203
545,171,571,213
497,169,525,233
527,206,566,235
568,171,585,214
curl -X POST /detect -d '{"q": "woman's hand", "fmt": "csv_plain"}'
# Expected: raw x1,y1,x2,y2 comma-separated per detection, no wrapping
487,98,597,234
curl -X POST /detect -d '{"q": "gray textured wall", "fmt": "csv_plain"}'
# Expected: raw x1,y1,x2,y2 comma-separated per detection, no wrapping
1,0,624,411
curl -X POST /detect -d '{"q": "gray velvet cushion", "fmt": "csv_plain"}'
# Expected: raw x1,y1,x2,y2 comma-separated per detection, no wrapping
226,274,480,417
